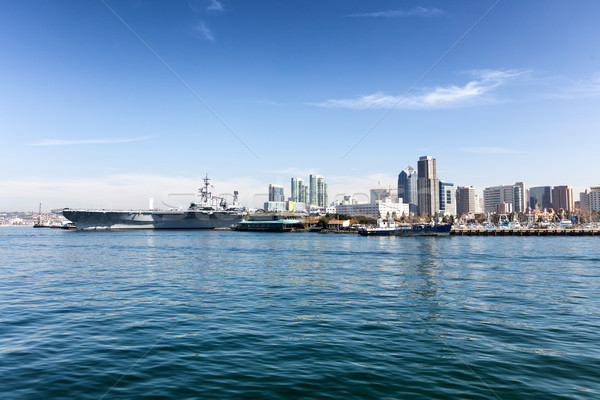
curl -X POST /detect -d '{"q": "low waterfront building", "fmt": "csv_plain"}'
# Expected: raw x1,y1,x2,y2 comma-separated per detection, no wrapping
327,219,351,230
336,200,409,220
235,213,305,232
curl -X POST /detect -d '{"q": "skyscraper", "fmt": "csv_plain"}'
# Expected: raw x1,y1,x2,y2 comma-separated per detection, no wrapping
529,186,552,210
590,185,600,212
439,181,456,216
514,182,526,212
456,186,476,215
291,178,307,203
483,183,524,213
552,185,574,212
580,190,590,212
417,156,439,216
309,174,328,207
291,178,299,202
309,174,318,205
398,166,418,214
268,184,285,202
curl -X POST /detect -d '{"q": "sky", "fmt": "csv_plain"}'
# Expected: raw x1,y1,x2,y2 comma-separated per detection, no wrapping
1,0,600,211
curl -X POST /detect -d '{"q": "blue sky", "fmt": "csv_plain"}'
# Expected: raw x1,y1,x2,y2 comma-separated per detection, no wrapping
1,0,599,211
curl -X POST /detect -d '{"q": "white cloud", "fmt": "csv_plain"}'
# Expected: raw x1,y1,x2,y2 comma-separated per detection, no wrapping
0,174,267,211
207,0,224,12
312,69,525,110
30,136,152,146
325,173,399,204
190,21,214,41
346,7,444,18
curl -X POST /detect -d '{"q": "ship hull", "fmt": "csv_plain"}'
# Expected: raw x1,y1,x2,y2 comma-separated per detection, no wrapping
62,209,243,230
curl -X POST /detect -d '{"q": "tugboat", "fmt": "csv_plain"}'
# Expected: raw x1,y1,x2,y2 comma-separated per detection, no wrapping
358,217,451,236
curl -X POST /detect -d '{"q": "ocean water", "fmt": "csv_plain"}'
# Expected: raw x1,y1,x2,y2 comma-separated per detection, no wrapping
1,227,599,399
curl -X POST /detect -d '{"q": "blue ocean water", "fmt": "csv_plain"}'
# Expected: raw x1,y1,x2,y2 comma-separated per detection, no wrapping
1,227,599,399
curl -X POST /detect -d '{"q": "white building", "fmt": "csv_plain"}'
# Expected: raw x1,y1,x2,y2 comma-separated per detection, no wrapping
263,201,286,212
336,201,409,220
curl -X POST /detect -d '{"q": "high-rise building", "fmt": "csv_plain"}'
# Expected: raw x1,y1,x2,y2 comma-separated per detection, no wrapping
483,184,518,213
417,156,439,216
456,186,476,215
309,175,318,205
268,184,285,202
291,178,299,202
529,186,552,210
580,190,590,212
302,185,308,205
398,166,418,214
483,183,524,213
291,178,307,204
309,174,328,208
552,185,574,212
514,182,525,213
439,181,456,216
589,185,600,212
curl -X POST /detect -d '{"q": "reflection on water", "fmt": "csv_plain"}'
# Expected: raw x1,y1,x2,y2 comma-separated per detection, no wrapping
1,229,600,400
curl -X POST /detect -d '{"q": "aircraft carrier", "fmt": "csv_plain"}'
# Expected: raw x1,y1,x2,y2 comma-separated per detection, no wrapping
59,176,244,230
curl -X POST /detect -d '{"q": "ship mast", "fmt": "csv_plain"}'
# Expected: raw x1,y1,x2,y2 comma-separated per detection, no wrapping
201,173,211,204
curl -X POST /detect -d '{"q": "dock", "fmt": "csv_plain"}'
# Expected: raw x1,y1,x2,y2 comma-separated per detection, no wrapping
451,228,600,236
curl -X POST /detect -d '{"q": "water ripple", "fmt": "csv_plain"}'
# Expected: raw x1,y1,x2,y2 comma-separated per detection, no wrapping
1,229,599,399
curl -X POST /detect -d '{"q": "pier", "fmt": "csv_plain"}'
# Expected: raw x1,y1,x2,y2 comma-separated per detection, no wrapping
451,228,600,236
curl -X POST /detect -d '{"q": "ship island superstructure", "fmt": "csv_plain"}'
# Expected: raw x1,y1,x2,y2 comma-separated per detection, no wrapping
60,176,244,230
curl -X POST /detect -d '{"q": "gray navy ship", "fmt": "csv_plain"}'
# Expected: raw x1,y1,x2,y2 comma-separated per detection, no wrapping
59,176,244,230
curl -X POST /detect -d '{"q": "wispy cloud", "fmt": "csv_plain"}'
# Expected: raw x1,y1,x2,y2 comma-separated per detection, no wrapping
249,99,285,106
346,7,444,18
30,136,152,146
312,70,525,110
460,146,521,155
545,73,600,100
266,168,319,177
190,21,214,41
207,0,224,12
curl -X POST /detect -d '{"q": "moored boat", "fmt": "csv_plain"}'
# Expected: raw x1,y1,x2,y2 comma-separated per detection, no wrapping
358,218,451,236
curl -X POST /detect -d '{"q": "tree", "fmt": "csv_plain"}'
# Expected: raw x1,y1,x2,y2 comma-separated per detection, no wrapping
317,216,330,228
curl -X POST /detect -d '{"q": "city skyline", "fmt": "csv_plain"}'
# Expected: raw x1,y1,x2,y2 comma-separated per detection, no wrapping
2,1,600,211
